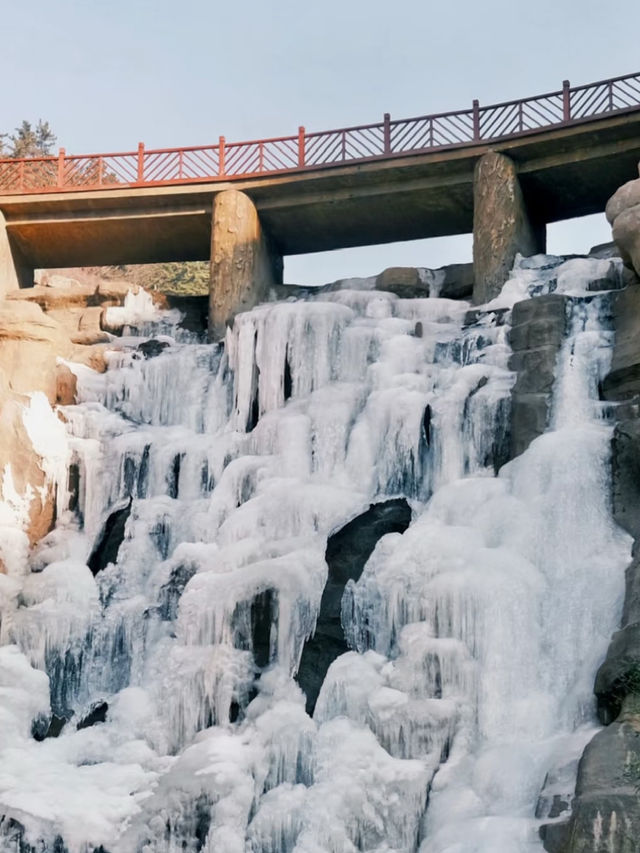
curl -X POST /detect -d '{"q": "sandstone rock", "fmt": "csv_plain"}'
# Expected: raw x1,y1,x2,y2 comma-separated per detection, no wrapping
472,151,544,303
375,263,474,300
69,343,108,373
56,364,77,406
375,267,426,295
606,168,640,277
78,306,105,332
606,174,640,226
70,330,112,346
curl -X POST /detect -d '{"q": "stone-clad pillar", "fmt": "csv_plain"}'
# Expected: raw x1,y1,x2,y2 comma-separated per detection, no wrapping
472,151,545,304
208,189,282,341
0,211,33,297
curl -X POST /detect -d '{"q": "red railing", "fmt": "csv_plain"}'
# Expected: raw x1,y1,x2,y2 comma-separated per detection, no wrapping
1,72,639,195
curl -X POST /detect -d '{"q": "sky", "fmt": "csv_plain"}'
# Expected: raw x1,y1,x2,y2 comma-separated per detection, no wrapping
2,0,639,283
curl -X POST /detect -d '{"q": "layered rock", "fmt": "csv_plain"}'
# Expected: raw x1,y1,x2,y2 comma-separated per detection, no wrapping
508,294,568,458
559,169,640,851
606,162,640,279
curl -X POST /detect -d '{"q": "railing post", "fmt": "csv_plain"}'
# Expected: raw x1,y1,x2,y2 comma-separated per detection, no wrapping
383,113,391,155
472,99,480,141
298,126,305,167
57,148,65,188
98,157,104,186
562,80,571,122
19,160,24,192
219,136,226,176
137,142,145,182
178,149,184,179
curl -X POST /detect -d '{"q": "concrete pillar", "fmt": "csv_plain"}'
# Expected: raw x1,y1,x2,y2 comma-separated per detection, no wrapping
472,151,545,304
209,189,282,341
0,211,33,297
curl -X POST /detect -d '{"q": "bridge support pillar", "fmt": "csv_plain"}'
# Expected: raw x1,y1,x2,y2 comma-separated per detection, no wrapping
472,151,545,304
0,212,33,297
209,189,282,341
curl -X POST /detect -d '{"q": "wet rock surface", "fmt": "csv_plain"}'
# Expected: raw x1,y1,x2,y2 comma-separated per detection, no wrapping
296,499,411,714
508,293,568,458
87,500,132,576
563,699,640,853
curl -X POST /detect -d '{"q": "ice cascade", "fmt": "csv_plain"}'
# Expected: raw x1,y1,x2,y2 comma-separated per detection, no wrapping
0,256,630,853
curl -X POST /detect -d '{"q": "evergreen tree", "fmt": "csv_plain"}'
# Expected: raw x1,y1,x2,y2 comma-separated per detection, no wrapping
3,119,57,157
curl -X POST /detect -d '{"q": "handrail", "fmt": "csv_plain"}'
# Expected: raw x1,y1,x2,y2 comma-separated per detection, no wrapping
0,71,638,195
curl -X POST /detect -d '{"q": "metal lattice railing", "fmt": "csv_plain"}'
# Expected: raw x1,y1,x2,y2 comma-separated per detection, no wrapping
1,72,639,195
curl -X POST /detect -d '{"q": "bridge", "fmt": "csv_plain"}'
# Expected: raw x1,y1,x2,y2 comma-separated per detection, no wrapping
1,71,639,337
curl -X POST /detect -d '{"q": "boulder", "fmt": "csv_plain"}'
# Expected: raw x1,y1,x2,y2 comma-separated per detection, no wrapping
564,698,640,852
375,263,474,300
606,166,640,277
296,499,412,714
375,267,427,296
55,364,77,406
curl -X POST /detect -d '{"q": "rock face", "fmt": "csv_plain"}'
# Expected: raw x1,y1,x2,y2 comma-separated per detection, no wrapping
508,294,568,458
375,263,474,300
296,499,412,714
601,284,640,401
209,190,283,341
563,697,640,853
606,163,640,278
560,188,640,849
472,151,545,304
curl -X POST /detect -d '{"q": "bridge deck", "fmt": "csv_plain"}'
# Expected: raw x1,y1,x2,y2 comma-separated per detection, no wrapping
1,109,639,269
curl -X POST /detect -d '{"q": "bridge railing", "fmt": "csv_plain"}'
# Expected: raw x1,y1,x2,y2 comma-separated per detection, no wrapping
1,71,638,195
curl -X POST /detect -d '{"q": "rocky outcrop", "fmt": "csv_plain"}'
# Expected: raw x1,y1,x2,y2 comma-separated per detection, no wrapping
508,294,568,458
472,151,545,304
375,263,474,299
563,696,640,853
601,284,640,401
606,163,640,278
296,499,411,715
559,172,640,851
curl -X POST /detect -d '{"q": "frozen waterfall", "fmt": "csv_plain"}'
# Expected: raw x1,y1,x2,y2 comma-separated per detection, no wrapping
0,256,631,852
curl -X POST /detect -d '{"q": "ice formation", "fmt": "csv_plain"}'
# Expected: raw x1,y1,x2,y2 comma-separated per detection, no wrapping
0,255,631,852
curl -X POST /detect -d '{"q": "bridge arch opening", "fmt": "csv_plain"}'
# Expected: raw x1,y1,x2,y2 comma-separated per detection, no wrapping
546,213,612,257
284,234,473,287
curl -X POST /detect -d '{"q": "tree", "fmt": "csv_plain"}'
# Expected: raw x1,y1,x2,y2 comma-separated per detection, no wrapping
2,120,57,158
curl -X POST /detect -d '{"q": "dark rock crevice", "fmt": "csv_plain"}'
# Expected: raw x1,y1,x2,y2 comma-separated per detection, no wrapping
296,499,412,715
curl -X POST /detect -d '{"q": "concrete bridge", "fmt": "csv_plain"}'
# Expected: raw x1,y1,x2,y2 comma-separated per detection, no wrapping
1,72,639,337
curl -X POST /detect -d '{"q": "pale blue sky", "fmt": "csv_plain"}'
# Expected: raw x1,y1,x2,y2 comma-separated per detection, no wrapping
2,0,638,283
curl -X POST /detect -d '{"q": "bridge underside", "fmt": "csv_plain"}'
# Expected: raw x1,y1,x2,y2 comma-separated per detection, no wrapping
1,112,639,270
0,111,639,333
